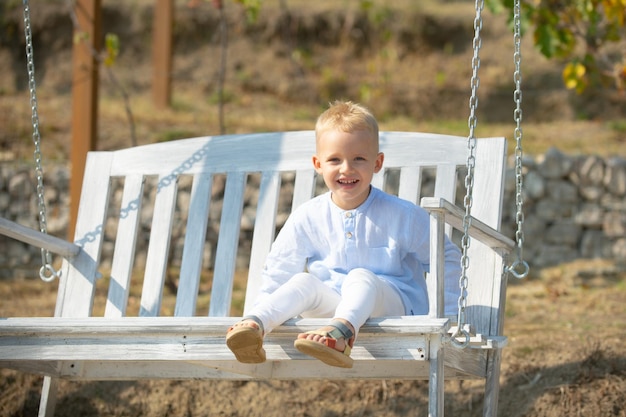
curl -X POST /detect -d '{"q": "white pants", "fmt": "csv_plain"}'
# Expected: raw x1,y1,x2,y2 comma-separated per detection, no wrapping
249,268,405,335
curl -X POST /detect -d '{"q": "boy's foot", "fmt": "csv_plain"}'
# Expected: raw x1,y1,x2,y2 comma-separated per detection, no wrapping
226,316,266,364
294,319,355,368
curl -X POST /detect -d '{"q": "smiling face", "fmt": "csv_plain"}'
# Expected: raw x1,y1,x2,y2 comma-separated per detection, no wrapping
312,128,384,210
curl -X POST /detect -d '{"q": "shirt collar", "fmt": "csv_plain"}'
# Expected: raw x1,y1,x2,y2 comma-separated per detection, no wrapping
327,186,379,214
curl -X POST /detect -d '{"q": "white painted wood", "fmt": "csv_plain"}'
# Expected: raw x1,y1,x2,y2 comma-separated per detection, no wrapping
175,173,213,317
0,217,80,258
140,174,178,317
434,164,457,238
0,131,513,417
209,171,246,317
421,198,514,250
105,174,144,318
60,152,114,318
38,376,58,417
244,171,281,314
2,358,484,382
0,316,450,336
429,335,445,417
292,169,316,209
398,166,422,204
428,210,446,318
483,349,503,417
434,164,457,202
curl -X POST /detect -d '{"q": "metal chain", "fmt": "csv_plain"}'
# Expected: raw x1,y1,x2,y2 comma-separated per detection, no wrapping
23,0,61,282
507,0,529,280
451,0,484,349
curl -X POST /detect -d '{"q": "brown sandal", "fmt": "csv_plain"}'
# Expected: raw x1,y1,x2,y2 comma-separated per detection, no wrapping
226,315,266,364
293,320,354,368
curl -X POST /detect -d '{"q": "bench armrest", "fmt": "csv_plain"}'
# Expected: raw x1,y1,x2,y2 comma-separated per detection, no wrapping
0,217,80,258
420,197,514,251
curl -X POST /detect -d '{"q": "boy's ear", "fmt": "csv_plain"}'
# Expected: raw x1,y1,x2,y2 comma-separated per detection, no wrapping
374,152,384,173
312,155,323,173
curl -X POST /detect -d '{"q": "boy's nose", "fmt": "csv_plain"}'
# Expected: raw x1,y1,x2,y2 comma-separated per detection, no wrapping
340,161,353,173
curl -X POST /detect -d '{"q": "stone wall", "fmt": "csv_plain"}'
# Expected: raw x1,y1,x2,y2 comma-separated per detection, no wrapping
501,148,626,267
1,148,625,279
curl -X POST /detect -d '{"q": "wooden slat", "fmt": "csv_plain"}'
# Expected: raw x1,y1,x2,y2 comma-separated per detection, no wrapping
209,171,247,317
0,316,495,381
60,152,114,318
371,170,385,190
244,171,281,314
467,137,508,337
471,137,507,228
0,317,453,374
0,357,484,381
398,166,422,204
420,198,514,251
107,132,478,177
0,316,449,335
175,173,213,317
292,169,316,209
2,361,417,381
434,164,457,238
428,210,446,318
105,174,144,317
139,174,179,317
434,164,457,202
0,218,80,258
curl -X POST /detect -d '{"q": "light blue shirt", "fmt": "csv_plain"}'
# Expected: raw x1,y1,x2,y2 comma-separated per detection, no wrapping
258,187,462,316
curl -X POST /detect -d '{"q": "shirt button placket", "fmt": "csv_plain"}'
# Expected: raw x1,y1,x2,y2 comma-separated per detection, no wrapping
344,211,356,265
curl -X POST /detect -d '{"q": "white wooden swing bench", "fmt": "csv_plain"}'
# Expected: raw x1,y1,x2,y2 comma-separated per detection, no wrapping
0,130,514,416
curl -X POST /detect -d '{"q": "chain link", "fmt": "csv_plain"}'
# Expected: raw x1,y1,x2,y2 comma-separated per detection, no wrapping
507,0,529,280
23,0,61,282
451,0,484,349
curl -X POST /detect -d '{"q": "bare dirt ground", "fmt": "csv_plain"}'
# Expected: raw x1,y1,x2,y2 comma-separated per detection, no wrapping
1,1,626,416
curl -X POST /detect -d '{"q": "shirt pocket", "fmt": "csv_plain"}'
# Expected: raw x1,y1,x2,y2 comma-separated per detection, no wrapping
363,246,404,276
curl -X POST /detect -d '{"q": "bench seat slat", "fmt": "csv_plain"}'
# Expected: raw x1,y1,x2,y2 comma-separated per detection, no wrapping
0,317,483,380
0,316,449,335
0,359,484,381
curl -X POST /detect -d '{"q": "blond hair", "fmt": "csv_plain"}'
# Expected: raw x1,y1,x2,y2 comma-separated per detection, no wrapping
315,101,379,145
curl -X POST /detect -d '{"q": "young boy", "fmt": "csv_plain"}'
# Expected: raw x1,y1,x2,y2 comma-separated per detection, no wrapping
226,101,461,368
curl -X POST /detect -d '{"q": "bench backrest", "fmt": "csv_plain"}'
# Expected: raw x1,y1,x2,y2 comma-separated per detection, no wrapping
57,131,507,335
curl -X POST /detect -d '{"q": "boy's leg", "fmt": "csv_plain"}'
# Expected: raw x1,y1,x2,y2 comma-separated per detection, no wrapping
228,272,339,363
247,272,341,333
334,267,405,334
295,268,405,367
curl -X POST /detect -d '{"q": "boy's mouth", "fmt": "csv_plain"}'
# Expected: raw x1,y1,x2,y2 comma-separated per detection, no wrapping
338,178,358,184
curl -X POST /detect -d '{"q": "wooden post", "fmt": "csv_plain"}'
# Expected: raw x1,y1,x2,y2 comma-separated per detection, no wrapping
68,0,101,240
152,0,174,108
